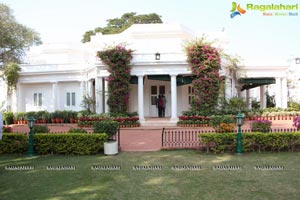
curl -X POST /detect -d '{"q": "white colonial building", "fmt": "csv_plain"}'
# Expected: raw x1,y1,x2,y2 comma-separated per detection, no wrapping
0,24,292,125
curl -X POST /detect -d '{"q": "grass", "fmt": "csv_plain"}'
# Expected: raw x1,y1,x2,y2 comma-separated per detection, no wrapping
1,150,300,200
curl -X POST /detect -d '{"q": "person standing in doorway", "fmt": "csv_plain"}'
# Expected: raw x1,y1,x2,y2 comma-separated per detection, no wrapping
161,95,167,118
157,95,163,118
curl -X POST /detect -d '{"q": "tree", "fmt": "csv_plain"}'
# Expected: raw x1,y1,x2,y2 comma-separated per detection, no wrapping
0,3,41,111
0,3,41,65
2,62,21,94
81,12,163,43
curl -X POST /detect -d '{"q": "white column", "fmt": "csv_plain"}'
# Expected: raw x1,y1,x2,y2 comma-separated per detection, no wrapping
137,75,145,121
79,81,85,112
260,85,266,109
52,82,58,112
104,78,109,113
95,77,103,113
87,80,92,97
275,78,282,108
16,83,22,112
170,74,178,121
80,81,85,97
225,78,232,99
281,78,288,108
11,86,18,112
246,89,250,109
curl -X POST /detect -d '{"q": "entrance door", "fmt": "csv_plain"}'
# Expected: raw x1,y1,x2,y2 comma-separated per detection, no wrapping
150,85,165,117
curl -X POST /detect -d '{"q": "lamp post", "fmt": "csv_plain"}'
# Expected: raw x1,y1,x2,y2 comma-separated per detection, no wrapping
235,112,244,154
27,116,35,156
155,52,160,60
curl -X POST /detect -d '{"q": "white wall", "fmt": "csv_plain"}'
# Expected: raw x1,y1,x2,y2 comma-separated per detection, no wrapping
178,84,192,115
23,83,52,112
129,84,138,113
0,79,7,111
58,82,81,111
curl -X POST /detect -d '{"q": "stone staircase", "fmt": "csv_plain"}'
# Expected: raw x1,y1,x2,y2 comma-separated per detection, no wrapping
140,117,177,127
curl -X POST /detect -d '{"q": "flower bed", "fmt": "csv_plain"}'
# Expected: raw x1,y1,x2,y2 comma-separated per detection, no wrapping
177,116,210,127
78,116,140,128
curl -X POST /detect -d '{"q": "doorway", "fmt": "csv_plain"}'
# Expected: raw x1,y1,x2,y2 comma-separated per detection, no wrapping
150,85,166,117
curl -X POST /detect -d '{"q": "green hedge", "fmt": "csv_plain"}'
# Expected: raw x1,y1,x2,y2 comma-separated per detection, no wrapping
0,133,108,155
34,133,108,155
199,132,300,153
0,133,28,154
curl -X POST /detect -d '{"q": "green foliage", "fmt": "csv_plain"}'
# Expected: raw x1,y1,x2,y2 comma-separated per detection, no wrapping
266,91,276,108
77,110,94,118
209,115,235,132
209,115,235,128
0,133,28,154
68,128,87,133
34,133,108,155
93,120,119,139
81,12,163,43
251,99,260,110
199,132,300,153
2,63,21,93
251,120,272,133
185,38,222,115
81,95,96,113
2,111,13,125
287,101,300,111
2,126,12,133
32,125,50,134
0,3,41,64
228,97,247,112
97,45,133,113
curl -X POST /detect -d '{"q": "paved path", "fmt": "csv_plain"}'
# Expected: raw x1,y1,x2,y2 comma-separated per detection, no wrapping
9,120,296,152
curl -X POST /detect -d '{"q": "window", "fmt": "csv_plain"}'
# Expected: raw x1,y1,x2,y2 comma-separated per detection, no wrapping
66,92,76,106
34,93,42,106
188,86,195,105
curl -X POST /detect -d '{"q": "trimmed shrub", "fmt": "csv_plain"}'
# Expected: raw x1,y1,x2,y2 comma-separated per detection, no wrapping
93,120,119,139
68,128,87,133
34,133,108,155
0,133,28,154
199,132,300,153
32,125,50,133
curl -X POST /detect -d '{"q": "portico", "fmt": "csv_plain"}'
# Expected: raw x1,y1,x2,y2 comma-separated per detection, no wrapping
239,66,289,108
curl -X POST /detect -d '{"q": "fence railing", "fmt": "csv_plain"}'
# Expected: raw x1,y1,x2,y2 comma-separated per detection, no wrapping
162,128,298,149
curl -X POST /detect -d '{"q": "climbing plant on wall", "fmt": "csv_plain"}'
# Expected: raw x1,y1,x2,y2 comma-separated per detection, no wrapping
97,45,133,114
185,39,222,116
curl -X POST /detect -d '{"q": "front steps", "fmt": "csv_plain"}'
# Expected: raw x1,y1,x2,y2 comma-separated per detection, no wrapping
140,118,177,127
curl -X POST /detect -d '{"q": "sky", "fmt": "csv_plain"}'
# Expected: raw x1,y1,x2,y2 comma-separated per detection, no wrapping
1,0,300,66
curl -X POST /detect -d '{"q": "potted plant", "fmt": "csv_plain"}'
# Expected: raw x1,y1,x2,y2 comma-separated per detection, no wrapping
93,119,119,155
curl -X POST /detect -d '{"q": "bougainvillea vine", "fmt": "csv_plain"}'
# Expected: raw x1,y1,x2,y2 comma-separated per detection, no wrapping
97,45,133,114
185,39,222,115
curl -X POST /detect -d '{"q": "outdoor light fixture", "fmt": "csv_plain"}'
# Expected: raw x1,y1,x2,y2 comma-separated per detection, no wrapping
155,52,160,60
27,116,35,156
296,58,300,64
235,112,244,154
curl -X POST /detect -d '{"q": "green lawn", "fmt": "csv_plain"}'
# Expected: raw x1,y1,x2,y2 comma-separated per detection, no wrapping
1,151,300,200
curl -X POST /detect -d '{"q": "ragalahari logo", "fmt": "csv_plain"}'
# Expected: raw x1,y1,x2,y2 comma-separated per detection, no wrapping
230,2,246,18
